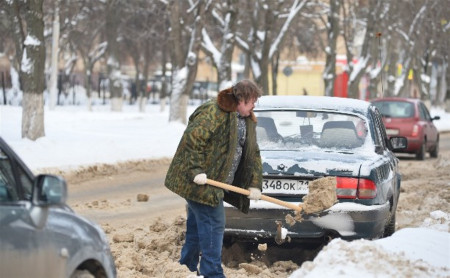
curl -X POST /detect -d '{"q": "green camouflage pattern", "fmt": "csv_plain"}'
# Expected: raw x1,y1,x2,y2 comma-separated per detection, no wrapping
164,99,262,213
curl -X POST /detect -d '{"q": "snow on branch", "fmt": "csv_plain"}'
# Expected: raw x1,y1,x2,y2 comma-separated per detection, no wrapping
187,0,199,14
201,28,221,66
211,7,225,26
89,41,107,62
269,0,308,58
349,55,370,83
235,36,249,52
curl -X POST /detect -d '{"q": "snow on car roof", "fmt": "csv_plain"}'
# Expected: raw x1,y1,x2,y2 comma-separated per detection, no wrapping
256,95,371,115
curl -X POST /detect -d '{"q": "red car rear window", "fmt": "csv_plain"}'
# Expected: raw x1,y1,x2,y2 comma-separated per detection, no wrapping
373,101,414,118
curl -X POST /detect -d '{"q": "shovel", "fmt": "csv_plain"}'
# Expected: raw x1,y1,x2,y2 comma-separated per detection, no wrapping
206,177,337,214
206,179,304,212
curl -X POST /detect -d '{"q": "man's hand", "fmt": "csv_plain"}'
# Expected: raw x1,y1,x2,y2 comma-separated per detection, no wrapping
248,187,262,200
193,173,207,185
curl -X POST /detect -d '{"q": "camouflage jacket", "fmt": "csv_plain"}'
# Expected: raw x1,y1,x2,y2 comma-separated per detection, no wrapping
164,90,262,213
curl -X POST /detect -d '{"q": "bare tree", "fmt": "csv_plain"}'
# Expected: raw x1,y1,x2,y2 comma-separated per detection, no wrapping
158,16,172,112
391,0,433,98
321,0,339,96
407,0,448,104
119,1,167,112
1,0,46,140
201,0,238,90
105,0,124,111
167,0,208,124
62,0,107,111
343,0,384,98
341,0,448,101
235,0,308,94
0,2,19,104
426,3,449,106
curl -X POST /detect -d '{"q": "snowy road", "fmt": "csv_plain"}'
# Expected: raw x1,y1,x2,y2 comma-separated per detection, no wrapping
63,133,450,278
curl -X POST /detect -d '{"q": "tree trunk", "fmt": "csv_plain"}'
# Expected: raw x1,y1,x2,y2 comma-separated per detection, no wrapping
22,93,45,139
48,1,60,110
139,45,151,112
258,58,270,95
347,1,381,99
168,0,205,123
20,0,46,140
271,51,279,95
385,43,399,98
159,46,168,112
106,0,123,111
85,64,93,111
323,0,340,97
436,62,447,107
215,1,238,90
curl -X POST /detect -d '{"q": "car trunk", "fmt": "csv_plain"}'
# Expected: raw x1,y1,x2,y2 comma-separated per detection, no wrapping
382,117,416,137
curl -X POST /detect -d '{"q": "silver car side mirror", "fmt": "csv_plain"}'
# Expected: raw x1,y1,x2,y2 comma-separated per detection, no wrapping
33,174,67,206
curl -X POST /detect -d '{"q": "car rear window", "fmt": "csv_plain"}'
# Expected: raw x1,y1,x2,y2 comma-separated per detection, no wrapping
255,110,370,152
372,101,414,118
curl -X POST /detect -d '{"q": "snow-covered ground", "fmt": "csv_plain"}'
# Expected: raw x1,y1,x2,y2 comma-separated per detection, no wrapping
1,102,449,277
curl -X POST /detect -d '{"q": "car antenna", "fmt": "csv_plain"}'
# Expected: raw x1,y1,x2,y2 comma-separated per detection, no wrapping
376,32,384,98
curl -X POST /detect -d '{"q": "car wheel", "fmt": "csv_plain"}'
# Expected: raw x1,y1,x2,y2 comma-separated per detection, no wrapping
383,211,396,237
430,139,439,158
415,140,426,160
70,270,95,278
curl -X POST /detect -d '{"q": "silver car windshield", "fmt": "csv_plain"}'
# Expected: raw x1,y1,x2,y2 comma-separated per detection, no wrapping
255,110,370,152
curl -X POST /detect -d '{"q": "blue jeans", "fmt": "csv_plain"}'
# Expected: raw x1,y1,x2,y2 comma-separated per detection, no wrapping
180,199,225,278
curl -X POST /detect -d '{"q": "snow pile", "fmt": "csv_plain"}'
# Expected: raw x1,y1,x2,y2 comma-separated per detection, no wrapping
420,210,449,232
290,211,450,278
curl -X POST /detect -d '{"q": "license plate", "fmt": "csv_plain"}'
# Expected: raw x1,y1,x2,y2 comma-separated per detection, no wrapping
386,129,399,135
262,179,309,194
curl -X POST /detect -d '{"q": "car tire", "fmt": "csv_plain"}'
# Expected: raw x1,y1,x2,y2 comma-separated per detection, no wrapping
383,211,396,237
430,139,439,158
70,270,95,278
416,140,426,160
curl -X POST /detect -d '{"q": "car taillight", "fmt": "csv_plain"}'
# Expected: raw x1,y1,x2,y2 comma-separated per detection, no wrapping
357,179,377,199
411,124,419,137
336,177,358,199
336,177,377,199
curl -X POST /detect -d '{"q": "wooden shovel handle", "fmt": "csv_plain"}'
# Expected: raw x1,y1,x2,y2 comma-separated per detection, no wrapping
206,178,303,212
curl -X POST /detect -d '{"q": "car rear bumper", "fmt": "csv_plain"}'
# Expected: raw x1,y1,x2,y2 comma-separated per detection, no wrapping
402,137,421,152
391,137,425,153
224,201,390,243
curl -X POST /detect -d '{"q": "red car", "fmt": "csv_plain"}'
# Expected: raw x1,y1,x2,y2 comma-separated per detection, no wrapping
371,97,440,160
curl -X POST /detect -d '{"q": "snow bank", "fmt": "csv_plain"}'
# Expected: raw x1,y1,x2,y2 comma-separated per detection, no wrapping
290,211,450,278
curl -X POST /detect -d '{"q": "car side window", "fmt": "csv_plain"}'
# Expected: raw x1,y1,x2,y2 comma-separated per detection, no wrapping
370,108,387,150
419,103,431,121
17,165,33,200
0,149,20,202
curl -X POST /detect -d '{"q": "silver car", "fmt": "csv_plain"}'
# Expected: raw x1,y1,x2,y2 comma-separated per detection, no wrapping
0,137,116,278
224,96,407,245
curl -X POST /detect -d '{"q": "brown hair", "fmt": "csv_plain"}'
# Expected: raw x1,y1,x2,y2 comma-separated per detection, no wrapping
232,79,263,103
217,79,263,104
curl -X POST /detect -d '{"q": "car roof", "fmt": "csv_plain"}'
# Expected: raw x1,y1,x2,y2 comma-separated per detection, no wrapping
371,97,420,104
256,95,371,116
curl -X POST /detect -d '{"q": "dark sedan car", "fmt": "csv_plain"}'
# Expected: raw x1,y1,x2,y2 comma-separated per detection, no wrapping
371,97,440,160
0,137,116,278
224,96,407,246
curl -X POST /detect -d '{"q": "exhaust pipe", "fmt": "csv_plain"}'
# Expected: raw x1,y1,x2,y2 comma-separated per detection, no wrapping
274,221,290,245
